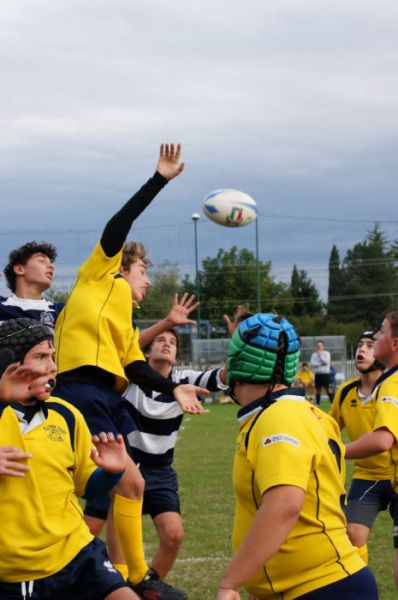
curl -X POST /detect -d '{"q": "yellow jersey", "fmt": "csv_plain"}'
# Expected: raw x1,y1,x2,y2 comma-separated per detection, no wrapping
233,392,364,599
372,366,398,492
55,242,144,392
330,377,390,480
0,397,95,582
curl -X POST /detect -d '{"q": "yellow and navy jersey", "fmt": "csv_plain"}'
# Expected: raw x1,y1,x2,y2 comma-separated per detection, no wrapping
233,392,364,600
296,370,314,386
330,377,390,480
372,366,398,492
55,242,144,392
0,396,96,582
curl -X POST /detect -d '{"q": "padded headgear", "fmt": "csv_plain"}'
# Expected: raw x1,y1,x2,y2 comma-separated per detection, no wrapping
0,318,54,376
356,330,384,373
227,313,300,388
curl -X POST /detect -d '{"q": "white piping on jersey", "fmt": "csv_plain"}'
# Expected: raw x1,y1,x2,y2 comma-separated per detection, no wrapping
21,581,34,598
358,480,379,501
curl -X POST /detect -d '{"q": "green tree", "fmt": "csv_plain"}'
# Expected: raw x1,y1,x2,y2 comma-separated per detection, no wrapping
182,246,292,323
139,261,181,320
327,245,345,320
289,265,323,317
327,225,398,325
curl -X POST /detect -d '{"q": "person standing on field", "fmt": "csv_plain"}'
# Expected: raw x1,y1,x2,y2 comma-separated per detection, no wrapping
310,339,334,405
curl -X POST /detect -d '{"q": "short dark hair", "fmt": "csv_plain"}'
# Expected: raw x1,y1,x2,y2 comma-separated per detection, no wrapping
144,328,180,358
4,241,57,292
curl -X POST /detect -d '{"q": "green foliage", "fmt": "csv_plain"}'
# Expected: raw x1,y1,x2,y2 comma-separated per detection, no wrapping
182,246,292,322
289,265,323,317
44,287,69,303
138,261,181,319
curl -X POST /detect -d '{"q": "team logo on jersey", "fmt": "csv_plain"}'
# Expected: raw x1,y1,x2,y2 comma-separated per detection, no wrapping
262,434,300,448
350,399,357,407
103,560,118,573
43,424,67,442
380,396,398,408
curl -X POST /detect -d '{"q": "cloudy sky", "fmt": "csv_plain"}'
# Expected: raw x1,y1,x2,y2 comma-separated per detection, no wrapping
1,0,398,299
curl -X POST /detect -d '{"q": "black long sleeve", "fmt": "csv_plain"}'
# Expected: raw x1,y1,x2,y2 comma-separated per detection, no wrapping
100,171,168,258
125,360,179,395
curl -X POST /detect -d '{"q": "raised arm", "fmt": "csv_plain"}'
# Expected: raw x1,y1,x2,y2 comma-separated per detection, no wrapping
100,144,184,258
139,293,199,349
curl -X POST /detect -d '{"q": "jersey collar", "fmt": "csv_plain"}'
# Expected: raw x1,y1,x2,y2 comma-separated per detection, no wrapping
237,387,306,423
373,363,398,390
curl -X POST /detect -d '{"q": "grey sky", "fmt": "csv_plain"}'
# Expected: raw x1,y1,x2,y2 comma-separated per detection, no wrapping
0,0,398,302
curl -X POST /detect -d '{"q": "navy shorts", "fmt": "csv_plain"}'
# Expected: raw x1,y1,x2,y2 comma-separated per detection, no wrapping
0,538,126,599
54,381,137,437
346,478,398,545
296,567,378,599
314,373,330,390
140,463,180,518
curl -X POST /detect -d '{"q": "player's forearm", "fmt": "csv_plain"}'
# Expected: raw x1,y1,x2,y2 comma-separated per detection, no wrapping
100,171,168,257
345,429,395,458
218,486,303,592
125,359,178,395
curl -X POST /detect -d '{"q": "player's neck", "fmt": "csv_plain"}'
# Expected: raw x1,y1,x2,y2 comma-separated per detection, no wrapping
359,370,382,396
150,359,173,379
236,382,286,407
15,280,44,300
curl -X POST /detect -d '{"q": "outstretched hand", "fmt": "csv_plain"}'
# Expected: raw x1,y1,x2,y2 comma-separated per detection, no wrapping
0,446,31,477
0,362,51,403
156,143,184,180
166,293,200,327
173,384,208,414
90,432,128,473
223,304,252,337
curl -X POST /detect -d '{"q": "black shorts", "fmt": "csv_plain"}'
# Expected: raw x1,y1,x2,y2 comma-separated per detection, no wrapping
0,538,126,599
314,373,330,390
54,381,137,437
346,478,398,546
140,463,180,518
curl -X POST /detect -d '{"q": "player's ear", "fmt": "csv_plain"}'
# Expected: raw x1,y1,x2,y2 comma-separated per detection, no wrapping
13,264,25,275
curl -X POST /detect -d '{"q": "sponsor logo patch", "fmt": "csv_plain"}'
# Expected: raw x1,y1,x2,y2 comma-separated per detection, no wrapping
380,396,398,408
262,434,300,448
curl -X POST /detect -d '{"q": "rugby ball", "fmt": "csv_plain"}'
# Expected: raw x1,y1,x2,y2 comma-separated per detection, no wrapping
202,189,257,227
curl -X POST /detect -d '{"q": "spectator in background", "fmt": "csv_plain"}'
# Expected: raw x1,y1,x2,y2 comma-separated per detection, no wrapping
310,340,334,405
295,362,315,402
0,241,63,326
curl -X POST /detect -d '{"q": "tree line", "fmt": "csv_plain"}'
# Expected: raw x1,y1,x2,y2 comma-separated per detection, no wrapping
138,224,398,348
48,224,398,349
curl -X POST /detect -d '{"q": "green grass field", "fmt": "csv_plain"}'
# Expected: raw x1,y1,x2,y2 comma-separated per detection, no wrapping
141,401,396,600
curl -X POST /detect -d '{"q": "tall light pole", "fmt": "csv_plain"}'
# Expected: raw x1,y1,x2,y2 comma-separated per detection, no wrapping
255,216,261,312
192,212,201,338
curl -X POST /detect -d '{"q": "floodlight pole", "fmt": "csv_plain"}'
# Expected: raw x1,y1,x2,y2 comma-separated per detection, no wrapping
192,213,201,338
255,216,261,312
